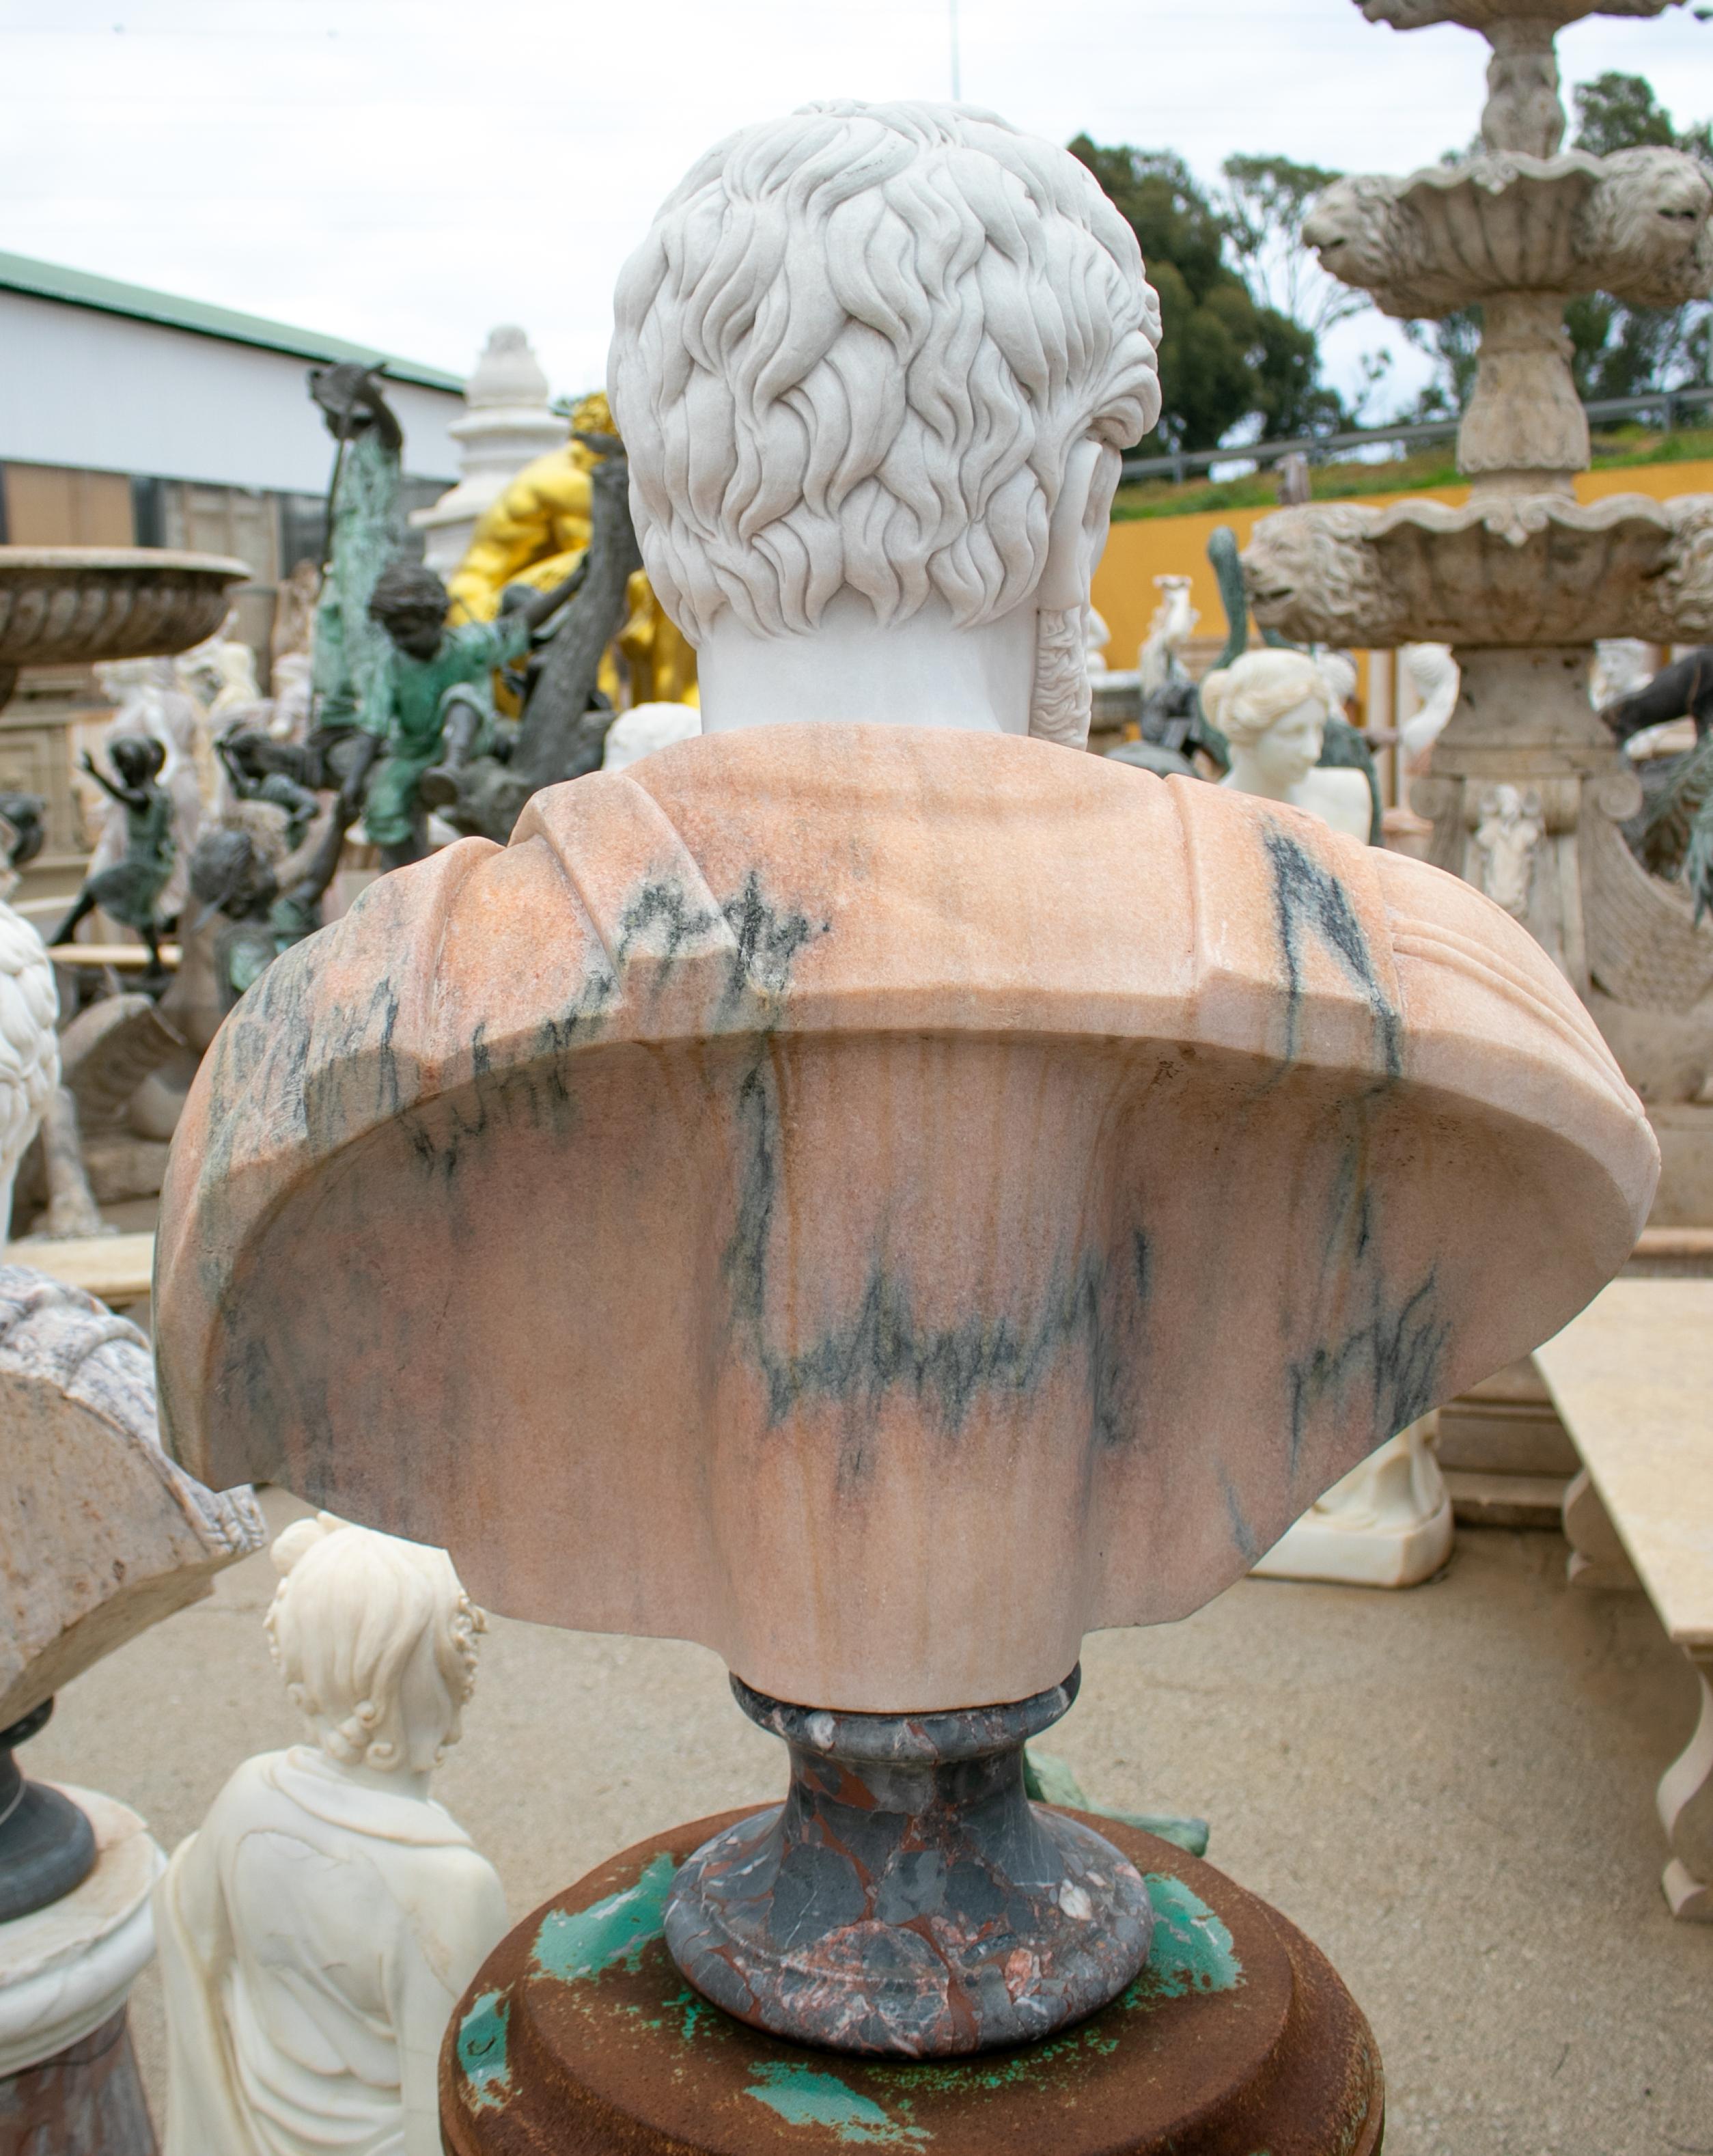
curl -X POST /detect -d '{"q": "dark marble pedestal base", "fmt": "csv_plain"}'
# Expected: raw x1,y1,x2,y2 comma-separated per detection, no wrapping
441,1810,1384,2156
0,2010,155,2156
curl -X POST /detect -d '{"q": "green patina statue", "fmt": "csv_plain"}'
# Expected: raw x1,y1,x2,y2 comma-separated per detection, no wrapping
186,790,359,1012
307,363,406,767
217,728,322,852
52,739,177,976
341,559,583,870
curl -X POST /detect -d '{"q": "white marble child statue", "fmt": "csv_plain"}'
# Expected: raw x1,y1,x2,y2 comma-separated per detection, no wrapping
1203,648,1372,843
153,1515,506,2156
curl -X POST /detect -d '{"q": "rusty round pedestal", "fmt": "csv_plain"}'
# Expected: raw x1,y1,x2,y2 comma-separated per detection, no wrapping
0,2010,156,2156
441,1810,1384,2156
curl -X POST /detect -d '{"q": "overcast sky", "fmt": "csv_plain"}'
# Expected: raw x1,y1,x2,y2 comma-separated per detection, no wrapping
3,0,1711,421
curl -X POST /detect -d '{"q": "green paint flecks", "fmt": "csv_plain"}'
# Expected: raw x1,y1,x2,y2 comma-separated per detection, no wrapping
514,1851,1240,2137
663,1983,717,2043
745,2063,931,2146
456,1989,511,2112
1130,1872,1243,2002
532,1851,676,1982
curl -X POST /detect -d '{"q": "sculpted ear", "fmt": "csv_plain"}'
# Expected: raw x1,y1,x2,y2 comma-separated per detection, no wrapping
1037,438,1115,612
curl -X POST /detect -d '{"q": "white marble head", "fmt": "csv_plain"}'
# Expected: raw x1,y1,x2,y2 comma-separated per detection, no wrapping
266,1514,484,1778
609,101,1161,742
601,700,703,772
1202,649,1331,794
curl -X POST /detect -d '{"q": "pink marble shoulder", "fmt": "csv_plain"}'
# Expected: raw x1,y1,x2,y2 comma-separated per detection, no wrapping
154,727,1656,1709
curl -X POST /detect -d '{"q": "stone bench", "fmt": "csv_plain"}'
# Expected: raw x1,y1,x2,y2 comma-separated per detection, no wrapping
1442,1229,1713,1527
1,1234,154,1323
1534,1279,1713,1922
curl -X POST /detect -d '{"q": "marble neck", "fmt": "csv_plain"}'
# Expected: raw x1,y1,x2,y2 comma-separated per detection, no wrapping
322,1752,435,1803
695,594,1038,736
1221,751,1313,806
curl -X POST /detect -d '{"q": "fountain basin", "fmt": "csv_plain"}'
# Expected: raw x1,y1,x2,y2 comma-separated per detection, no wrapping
0,547,250,679
1244,493,1713,648
1305,149,1713,318
1359,1,1688,31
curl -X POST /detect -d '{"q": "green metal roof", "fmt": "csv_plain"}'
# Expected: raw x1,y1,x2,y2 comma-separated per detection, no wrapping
0,248,465,394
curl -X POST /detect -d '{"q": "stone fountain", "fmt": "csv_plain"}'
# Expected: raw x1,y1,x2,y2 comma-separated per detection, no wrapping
0,547,249,714
1244,0,1713,1223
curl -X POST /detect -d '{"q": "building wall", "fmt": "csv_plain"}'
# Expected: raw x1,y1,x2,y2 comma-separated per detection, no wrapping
0,290,461,494
0,462,134,547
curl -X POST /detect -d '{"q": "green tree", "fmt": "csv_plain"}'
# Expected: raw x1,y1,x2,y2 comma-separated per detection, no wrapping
1222,154,1368,340
1572,70,1680,155
1070,137,1348,452
1403,305,1483,418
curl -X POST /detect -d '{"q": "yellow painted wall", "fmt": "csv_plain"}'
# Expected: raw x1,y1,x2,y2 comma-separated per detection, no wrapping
1091,456,1713,678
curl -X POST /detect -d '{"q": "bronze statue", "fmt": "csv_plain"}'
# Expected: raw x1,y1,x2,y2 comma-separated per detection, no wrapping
339,558,584,870
419,428,641,844
1602,645,1713,918
216,728,322,851
307,363,406,768
53,741,176,976
186,786,359,1012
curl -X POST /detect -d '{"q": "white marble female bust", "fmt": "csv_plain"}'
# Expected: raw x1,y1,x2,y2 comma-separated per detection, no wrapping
154,1515,505,2156
1202,649,1372,842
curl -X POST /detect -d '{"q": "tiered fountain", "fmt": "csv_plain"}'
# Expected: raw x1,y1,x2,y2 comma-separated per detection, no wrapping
1244,0,1713,1223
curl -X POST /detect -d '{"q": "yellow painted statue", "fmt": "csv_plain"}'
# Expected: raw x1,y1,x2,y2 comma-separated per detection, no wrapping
447,391,697,708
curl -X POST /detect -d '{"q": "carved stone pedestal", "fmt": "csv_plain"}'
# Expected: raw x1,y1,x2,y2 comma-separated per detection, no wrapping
441,1811,1383,2156
0,1787,162,2156
1412,646,1713,1227
1411,647,1639,992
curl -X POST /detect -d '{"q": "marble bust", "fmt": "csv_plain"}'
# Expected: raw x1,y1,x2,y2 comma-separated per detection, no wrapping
155,100,1655,1719
1204,648,1373,842
153,1517,505,2156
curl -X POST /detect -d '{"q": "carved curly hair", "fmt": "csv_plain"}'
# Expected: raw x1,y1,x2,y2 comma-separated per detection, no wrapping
266,1513,484,1774
609,100,1161,641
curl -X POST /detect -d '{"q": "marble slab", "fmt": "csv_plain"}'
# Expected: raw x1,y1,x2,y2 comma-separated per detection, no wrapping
1535,1278,1713,1649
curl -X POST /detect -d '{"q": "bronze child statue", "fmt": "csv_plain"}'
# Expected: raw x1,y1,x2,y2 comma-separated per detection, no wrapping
217,728,323,853
342,559,582,871
53,738,176,978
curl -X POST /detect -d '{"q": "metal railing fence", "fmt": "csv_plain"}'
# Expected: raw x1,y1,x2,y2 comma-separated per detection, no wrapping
1118,384,1713,487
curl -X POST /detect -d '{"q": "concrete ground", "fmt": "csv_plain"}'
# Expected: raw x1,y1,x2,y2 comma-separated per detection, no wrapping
27,1489,1712,2156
